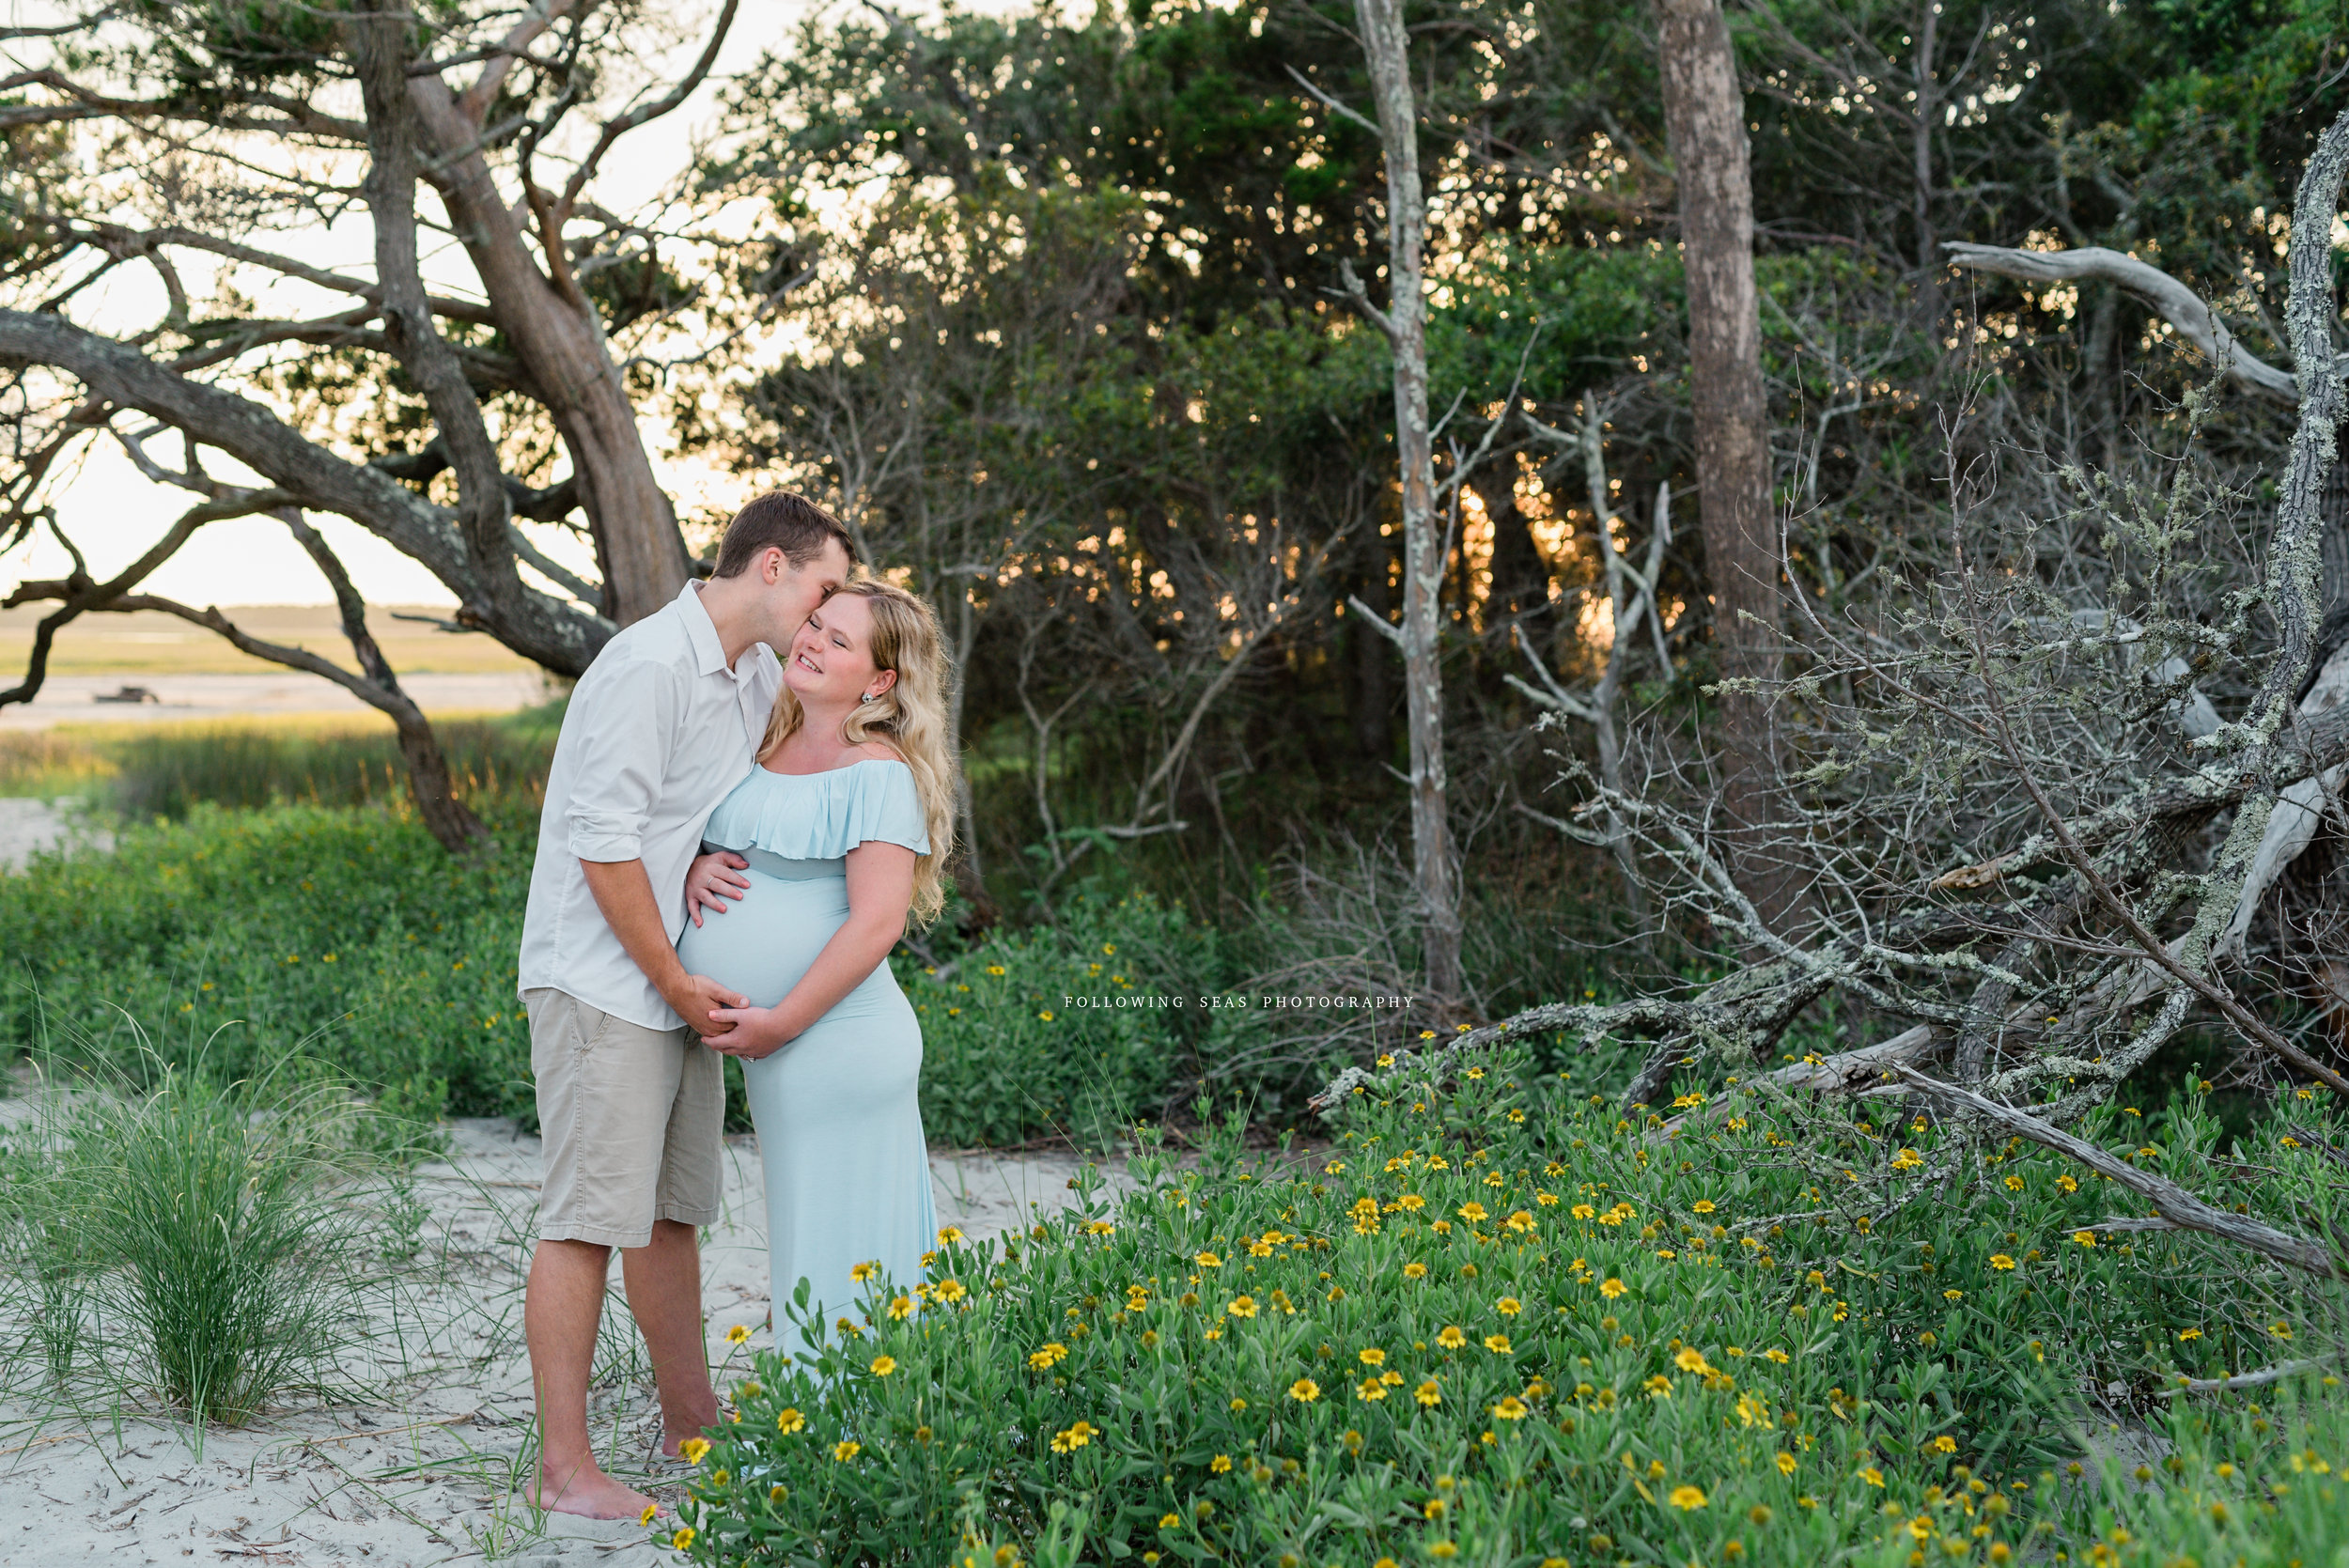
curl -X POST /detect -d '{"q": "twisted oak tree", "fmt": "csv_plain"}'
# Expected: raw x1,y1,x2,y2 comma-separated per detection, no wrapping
1,0,781,846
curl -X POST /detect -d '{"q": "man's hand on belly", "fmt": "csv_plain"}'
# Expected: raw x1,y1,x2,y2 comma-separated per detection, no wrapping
671,972,751,1039
685,850,751,928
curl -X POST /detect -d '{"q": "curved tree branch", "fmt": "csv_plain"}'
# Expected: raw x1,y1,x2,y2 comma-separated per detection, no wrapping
1942,241,2299,405
0,306,608,675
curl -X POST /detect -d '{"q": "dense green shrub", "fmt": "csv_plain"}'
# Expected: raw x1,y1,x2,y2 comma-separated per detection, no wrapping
2096,1387,2349,1567
1,801,542,1122
667,1046,2349,1566
910,892,1226,1148
2,805,1268,1141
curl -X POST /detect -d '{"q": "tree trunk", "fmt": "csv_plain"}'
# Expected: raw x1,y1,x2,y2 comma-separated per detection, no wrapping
281,511,490,852
1909,0,1942,324
1351,529,1398,761
1655,0,1800,944
405,77,690,626
1353,0,1465,1004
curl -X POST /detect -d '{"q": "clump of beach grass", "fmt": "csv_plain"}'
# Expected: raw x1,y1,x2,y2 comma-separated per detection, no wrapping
0,1034,428,1451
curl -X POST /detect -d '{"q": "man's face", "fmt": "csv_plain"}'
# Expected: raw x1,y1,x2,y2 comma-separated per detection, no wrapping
762,538,852,638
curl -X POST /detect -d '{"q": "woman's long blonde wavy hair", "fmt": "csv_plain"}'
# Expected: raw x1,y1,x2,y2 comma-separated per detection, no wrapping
756,579,960,925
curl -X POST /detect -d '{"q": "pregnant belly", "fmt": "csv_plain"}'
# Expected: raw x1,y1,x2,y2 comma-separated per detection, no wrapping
674,869,898,1013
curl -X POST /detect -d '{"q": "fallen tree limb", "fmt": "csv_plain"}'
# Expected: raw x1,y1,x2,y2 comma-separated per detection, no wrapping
1891,1065,2346,1281
1652,1026,1942,1142
2169,1357,2341,1395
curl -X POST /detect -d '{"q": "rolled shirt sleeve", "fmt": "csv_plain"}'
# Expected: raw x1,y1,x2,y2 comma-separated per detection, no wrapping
565,656,681,863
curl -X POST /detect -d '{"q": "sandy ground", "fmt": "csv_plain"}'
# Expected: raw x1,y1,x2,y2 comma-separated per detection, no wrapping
0,1113,1133,1566
0,673,552,732
0,798,114,873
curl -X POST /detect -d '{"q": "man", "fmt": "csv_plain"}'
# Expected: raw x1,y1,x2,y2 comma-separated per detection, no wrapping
516,491,857,1519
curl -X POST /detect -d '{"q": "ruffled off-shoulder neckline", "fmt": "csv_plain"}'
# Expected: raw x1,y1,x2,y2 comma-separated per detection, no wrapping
704,756,930,858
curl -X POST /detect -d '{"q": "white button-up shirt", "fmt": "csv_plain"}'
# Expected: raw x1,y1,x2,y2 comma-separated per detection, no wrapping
518,582,781,1030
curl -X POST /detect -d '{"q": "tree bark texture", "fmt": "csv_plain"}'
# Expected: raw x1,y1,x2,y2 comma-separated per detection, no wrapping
1655,0,1797,941
1354,0,1465,1002
406,61,691,624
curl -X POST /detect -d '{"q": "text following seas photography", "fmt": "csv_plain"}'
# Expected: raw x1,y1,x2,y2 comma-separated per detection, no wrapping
1056,993,1421,1011
6,0,2349,1564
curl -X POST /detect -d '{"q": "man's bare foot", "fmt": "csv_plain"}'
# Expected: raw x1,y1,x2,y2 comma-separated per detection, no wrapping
527,1463,658,1521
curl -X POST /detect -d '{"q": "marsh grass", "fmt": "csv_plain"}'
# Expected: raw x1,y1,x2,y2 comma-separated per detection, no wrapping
0,1035,430,1452
0,707,560,812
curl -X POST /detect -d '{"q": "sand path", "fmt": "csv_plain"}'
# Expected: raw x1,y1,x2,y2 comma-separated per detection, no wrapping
0,798,113,873
0,1113,1132,1566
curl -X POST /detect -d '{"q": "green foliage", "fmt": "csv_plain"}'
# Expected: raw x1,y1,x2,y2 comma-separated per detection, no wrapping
667,1045,2349,1565
0,801,544,1124
2097,1386,2349,1565
0,1055,422,1444
911,891,1228,1149
1,794,1303,1142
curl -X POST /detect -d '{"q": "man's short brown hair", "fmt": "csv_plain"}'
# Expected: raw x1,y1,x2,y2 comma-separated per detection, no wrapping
712,491,860,579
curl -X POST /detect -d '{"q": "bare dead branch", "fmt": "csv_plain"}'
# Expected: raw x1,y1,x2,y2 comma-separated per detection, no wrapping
1942,242,2299,405
1891,1065,2348,1281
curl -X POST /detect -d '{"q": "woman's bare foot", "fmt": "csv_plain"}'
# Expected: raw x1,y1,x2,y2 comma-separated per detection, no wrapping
661,1421,714,1460
527,1461,658,1520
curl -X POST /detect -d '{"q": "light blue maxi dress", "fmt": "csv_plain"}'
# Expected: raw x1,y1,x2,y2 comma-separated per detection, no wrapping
673,759,936,1344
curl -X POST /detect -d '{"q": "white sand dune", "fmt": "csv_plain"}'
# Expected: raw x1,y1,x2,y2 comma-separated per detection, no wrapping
0,1113,1131,1567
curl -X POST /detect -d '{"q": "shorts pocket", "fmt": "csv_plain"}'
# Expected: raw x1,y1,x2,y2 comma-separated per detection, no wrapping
573,1000,616,1056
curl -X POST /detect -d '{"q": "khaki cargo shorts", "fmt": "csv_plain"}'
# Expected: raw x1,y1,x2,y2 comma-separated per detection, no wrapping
524,987,723,1249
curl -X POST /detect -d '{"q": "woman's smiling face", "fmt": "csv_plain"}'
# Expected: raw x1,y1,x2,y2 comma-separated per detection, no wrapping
784,592,892,705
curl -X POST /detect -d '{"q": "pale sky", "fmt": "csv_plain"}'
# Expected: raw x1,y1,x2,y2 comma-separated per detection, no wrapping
3,0,829,608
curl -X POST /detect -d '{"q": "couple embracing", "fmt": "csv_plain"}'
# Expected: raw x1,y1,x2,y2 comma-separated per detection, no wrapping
513,492,955,1518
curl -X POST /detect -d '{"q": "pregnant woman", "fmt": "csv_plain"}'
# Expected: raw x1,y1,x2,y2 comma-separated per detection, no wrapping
675,579,958,1344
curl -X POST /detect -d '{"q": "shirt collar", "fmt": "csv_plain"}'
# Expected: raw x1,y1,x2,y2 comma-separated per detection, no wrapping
678,581,734,679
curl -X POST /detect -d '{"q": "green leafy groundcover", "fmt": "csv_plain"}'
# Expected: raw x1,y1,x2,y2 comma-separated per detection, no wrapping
0,802,1221,1143
666,1046,2349,1566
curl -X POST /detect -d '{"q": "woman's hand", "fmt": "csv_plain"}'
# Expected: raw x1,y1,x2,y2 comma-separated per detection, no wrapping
685,850,752,927
701,1003,794,1060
